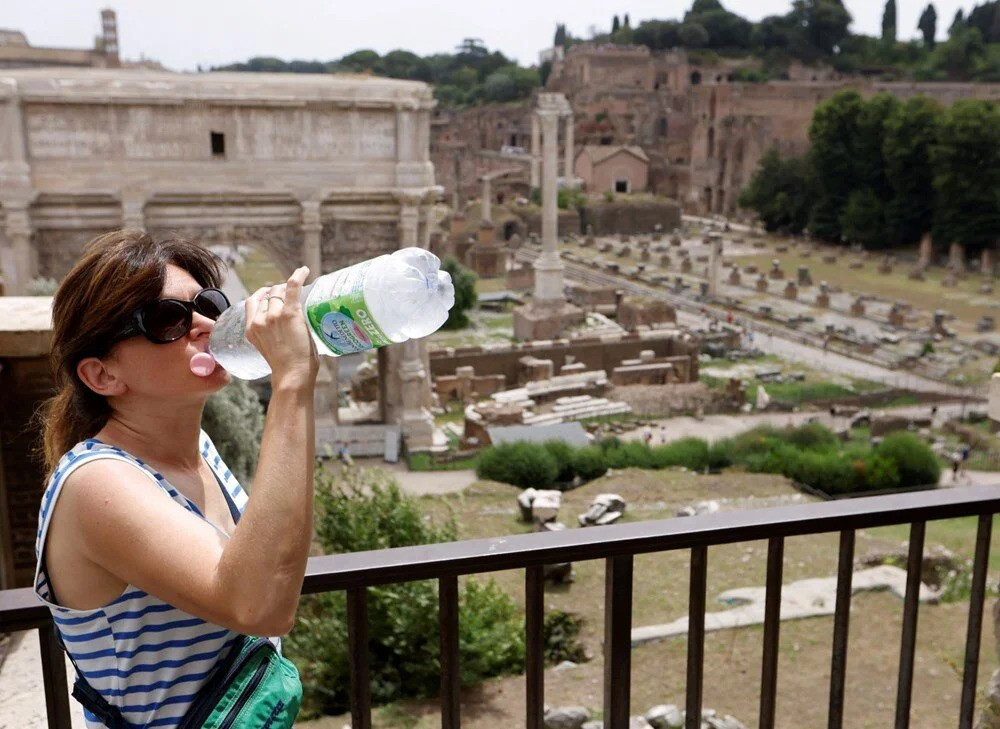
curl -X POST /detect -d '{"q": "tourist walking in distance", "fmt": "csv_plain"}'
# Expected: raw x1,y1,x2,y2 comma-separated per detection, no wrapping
33,231,316,728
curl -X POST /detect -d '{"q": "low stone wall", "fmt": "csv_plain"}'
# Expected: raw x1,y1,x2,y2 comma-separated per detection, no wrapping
429,331,700,385
581,200,681,235
518,210,582,237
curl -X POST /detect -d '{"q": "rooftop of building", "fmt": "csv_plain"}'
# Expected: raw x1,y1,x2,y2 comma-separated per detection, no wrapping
577,145,649,165
0,68,436,106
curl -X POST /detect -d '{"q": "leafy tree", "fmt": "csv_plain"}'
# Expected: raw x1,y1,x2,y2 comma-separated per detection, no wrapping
930,25,986,78
440,256,478,329
737,148,814,234
882,0,897,43
624,13,631,28
202,378,264,488
967,1,1000,42
840,188,886,249
612,15,621,33
338,49,381,73
931,99,1000,254
634,20,681,50
379,50,430,81
918,3,938,47
791,0,852,57
678,21,710,47
883,96,941,246
808,90,865,240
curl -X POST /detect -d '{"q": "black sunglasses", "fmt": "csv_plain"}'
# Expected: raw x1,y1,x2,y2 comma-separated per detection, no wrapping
115,287,231,344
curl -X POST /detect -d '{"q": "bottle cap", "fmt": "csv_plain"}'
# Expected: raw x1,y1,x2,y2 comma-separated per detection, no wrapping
189,352,218,377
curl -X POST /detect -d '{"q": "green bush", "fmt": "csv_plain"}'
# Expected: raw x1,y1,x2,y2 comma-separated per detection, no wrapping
440,256,478,330
857,453,902,492
475,442,559,488
780,422,839,450
650,437,710,471
543,440,576,483
572,446,608,481
707,438,734,470
285,467,525,718
876,432,941,487
602,440,655,469
542,610,588,665
202,378,265,488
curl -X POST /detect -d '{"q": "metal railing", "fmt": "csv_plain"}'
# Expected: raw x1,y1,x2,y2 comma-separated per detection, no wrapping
2,485,998,729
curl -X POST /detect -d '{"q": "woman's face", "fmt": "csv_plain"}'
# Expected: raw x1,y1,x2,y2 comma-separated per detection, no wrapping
105,263,232,400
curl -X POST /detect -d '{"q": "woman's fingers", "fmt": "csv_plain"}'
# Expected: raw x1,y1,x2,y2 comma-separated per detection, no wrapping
283,266,309,308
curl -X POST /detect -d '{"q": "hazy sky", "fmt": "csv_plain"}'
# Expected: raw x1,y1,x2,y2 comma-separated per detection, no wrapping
2,0,978,72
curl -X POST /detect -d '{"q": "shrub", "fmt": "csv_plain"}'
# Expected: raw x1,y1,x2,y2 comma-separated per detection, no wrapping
651,437,710,471
876,432,941,487
202,378,265,488
542,610,588,665
476,442,559,488
858,453,901,492
602,440,655,469
707,438,733,470
781,422,838,450
440,256,478,330
572,446,608,481
543,440,576,483
285,467,525,718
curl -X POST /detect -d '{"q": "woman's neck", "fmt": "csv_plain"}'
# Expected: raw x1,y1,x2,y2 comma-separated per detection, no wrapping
97,402,206,472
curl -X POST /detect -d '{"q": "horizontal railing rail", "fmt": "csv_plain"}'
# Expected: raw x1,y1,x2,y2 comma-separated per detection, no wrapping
2,484,998,729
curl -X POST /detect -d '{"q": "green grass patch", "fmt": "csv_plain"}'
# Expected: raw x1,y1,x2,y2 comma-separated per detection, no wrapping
408,452,479,472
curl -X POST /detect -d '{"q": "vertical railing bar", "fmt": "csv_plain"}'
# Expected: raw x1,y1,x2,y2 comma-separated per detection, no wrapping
827,529,855,729
686,546,708,729
759,537,784,729
346,587,371,729
440,574,461,729
603,554,634,729
959,514,993,729
894,521,925,729
38,623,71,729
525,566,545,729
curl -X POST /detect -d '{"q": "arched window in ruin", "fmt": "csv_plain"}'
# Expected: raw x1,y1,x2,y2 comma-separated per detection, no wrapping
690,71,701,85
707,127,715,159
658,117,668,137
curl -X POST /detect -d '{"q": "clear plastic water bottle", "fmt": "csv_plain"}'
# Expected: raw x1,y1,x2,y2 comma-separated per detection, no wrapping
196,248,455,380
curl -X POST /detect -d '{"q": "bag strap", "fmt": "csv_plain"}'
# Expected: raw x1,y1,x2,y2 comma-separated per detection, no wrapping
53,627,136,729
55,622,246,729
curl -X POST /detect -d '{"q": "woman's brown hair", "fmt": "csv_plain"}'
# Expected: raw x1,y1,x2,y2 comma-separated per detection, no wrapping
34,230,224,479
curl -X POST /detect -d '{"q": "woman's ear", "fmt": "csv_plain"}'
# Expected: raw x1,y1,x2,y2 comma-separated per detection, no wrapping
77,356,128,397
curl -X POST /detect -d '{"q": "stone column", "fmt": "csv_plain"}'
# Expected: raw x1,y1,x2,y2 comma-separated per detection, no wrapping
708,238,722,298
530,113,541,189
481,177,491,224
533,106,564,303
398,338,435,450
1,204,34,295
300,200,322,281
121,194,145,231
398,194,420,248
564,114,574,181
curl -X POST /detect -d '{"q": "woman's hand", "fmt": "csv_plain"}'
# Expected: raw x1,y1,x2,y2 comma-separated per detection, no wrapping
244,266,319,389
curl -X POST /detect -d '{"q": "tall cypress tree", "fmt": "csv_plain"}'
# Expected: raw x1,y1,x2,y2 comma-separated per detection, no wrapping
918,3,938,47
882,0,897,42
612,15,621,33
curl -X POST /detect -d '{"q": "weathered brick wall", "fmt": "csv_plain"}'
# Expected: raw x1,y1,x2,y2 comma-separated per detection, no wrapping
581,200,681,235
0,356,55,588
429,332,699,385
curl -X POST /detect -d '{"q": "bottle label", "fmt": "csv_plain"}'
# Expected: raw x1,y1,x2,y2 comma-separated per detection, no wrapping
305,259,392,355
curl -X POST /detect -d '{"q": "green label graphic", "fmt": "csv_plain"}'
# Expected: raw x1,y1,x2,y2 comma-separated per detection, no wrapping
305,262,391,355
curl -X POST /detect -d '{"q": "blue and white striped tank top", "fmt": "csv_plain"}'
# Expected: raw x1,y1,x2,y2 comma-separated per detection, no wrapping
34,431,250,728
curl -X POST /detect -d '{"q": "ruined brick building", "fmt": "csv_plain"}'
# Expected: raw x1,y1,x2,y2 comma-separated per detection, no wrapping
430,44,1000,217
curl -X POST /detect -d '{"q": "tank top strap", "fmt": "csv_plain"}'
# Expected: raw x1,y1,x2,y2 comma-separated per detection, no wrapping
199,429,249,517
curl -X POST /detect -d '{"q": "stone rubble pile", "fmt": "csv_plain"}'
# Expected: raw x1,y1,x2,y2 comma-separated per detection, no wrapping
542,704,748,729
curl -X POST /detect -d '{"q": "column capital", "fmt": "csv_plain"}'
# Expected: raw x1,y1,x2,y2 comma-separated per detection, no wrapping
300,199,322,232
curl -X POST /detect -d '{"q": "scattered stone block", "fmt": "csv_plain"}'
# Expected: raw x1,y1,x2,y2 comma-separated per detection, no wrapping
728,269,741,286
775,245,788,253
822,254,837,264
797,266,813,286
755,274,768,292
851,297,866,316
908,267,926,281
981,284,994,294
769,259,785,280
744,264,758,274
660,254,672,268
579,493,626,527
784,281,798,300
888,303,906,327
670,235,682,247
680,258,692,273
644,705,684,729
544,706,591,729
849,260,864,269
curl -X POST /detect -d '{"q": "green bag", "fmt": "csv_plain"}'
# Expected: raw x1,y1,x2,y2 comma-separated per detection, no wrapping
69,635,302,728
178,636,302,729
